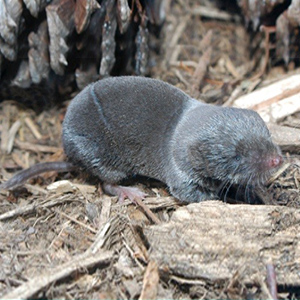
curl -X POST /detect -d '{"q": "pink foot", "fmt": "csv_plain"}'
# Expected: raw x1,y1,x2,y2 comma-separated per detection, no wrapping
103,183,147,203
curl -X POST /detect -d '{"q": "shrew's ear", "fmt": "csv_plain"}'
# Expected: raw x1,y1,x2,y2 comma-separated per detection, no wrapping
188,143,214,178
188,144,203,166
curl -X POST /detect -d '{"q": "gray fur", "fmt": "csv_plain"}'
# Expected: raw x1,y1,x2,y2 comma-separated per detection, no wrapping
62,76,282,202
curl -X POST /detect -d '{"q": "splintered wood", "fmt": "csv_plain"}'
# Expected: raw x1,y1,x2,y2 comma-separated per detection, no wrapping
145,201,300,286
233,74,300,123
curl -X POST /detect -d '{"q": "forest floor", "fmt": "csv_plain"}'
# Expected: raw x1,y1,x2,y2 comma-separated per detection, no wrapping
1,0,300,299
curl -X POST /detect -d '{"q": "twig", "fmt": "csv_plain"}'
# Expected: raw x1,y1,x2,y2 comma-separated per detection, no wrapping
15,140,61,153
0,194,82,221
190,6,240,22
122,232,145,270
191,47,212,98
267,163,290,185
88,216,119,253
98,196,111,228
174,69,190,87
24,117,42,139
57,210,97,234
3,250,113,299
134,197,161,224
7,120,22,154
251,25,276,81
1,105,10,153
170,60,198,69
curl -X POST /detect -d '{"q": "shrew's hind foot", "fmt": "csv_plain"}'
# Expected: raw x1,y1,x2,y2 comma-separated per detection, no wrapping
103,183,147,203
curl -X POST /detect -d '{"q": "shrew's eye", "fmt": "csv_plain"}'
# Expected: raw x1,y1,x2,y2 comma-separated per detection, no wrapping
235,155,241,162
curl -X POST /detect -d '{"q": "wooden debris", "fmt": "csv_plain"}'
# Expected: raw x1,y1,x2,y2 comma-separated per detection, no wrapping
268,124,300,153
15,140,61,153
0,0,163,105
276,12,290,65
1,2,300,299
134,197,161,225
3,249,113,299
0,193,81,221
135,21,149,76
11,61,32,88
24,117,42,140
23,0,48,18
276,0,300,65
287,0,300,25
139,261,159,300
145,0,166,25
0,0,22,61
117,0,131,34
0,105,10,153
28,21,50,84
6,120,22,154
46,0,75,75
190,5,240,21
238,0,289,30
99,0,117,77
238,0,299,65
233,74,300,122
145,201,300,286
190,47,212,97
74,0,100,34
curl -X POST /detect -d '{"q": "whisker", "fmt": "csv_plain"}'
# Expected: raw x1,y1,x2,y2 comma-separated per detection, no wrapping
245,174,254,204
216,179,229,200
224,181,233,203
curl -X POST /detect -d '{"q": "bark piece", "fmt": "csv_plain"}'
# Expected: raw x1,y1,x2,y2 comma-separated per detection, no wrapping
46,0,75,75
145,201,300,286
0,0,22,61
117,0,131,34
28,20,50,83
237,0,287,30
75,0,100,34
276,0,300,65
11,60,32,88
23,0,48,18
276,12,290,65
287,0,300,25
99,0,117,77
146,0,166,25
135,22,149,76
75,9,105,88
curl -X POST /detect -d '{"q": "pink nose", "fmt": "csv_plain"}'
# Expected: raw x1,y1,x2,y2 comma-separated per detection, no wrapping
268,156,283,168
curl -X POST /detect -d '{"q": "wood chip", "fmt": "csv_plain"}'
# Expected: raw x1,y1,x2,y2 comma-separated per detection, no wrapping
139,261,159,300
24,117,42,139
7,120,21,154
